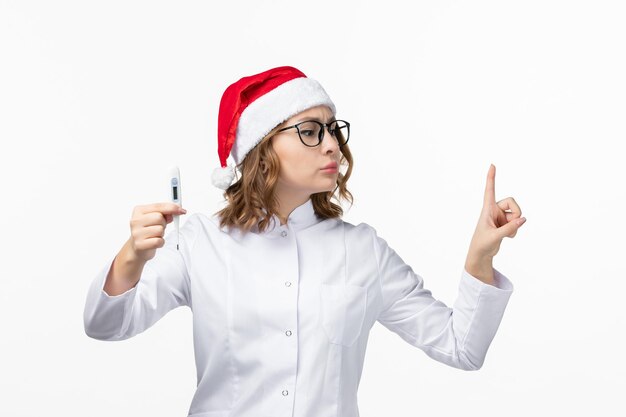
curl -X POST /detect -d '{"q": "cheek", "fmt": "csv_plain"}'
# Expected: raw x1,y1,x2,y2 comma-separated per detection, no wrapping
281,158,313,182
274,144,315,179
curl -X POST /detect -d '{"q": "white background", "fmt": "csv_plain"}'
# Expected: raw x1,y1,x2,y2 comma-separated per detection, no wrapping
1,0,625,416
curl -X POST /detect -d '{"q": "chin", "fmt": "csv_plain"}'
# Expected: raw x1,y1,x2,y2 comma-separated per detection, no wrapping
307,176,338,193
319,182,338,193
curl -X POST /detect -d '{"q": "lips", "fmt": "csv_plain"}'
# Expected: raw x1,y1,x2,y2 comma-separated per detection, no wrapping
321,162,338,170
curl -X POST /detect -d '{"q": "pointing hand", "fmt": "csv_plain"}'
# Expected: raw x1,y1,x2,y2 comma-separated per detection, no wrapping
466,164,526,260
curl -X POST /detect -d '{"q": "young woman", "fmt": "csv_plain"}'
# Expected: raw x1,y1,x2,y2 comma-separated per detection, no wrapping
83,66,525,417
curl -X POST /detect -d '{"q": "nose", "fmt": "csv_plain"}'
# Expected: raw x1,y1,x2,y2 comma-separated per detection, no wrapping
320,125,340,154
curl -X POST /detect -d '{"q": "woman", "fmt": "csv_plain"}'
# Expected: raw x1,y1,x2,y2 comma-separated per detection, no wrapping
83,66,525,417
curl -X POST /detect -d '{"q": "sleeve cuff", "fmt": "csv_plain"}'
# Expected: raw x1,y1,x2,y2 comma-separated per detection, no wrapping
452,266,514,368
461,266,514,293
99,254,139,298
84,254,141,340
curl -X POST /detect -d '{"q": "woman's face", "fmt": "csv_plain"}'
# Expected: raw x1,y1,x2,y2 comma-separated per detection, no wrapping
270,105,342,199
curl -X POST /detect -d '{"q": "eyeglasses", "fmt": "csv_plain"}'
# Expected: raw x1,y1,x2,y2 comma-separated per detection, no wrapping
276,119,350,147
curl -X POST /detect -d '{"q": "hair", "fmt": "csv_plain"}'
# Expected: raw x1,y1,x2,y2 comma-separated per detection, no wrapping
213,120,354,235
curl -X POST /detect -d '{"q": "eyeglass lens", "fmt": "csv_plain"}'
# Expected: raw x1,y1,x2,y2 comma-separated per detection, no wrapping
297,121,349,147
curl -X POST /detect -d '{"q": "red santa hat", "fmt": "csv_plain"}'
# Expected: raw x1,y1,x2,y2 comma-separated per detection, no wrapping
211,65,337,190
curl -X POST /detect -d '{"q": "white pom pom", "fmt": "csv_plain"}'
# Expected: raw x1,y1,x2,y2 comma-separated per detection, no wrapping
211,165,236,190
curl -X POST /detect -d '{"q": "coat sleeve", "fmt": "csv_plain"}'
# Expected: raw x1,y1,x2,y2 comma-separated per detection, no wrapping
83,213,200,341
372,228,514,370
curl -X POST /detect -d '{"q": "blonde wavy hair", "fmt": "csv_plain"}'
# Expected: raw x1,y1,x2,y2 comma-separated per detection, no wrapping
214,120,354,234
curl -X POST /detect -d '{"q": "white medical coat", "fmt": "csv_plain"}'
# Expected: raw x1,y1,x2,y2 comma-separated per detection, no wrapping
83,197,514,417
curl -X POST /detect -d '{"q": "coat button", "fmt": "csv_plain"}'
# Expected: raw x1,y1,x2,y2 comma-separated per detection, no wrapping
285,281,292,287
282,389,289,396
285,330,292,336
280,230,288,237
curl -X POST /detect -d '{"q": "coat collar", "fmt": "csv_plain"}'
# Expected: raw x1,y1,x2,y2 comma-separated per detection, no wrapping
253,197,320,236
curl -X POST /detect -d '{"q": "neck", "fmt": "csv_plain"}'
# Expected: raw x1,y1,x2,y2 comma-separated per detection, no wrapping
275,192,311,225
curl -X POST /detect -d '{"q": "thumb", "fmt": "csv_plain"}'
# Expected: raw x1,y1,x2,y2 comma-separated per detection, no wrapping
498,217,526,238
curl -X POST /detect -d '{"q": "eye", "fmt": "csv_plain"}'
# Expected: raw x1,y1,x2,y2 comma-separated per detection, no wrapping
328,121,338,136
300,130,315,137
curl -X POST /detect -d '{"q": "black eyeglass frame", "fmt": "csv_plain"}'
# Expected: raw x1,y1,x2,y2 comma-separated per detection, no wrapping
275,119,350,147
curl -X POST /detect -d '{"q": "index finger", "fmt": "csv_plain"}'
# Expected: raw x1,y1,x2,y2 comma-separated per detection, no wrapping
483,163,496,207
138,202,186,215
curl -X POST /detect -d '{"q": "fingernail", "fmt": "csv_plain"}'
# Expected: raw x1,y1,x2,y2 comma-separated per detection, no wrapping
181,208,187,213
517,217,526,225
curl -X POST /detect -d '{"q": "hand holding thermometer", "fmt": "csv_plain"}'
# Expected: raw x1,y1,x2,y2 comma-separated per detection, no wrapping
168,165,183,250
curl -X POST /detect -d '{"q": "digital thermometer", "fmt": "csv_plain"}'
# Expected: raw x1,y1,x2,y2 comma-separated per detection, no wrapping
168,165,182,250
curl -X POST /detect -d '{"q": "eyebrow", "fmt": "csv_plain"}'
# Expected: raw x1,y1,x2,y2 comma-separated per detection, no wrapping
294,116,337,124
